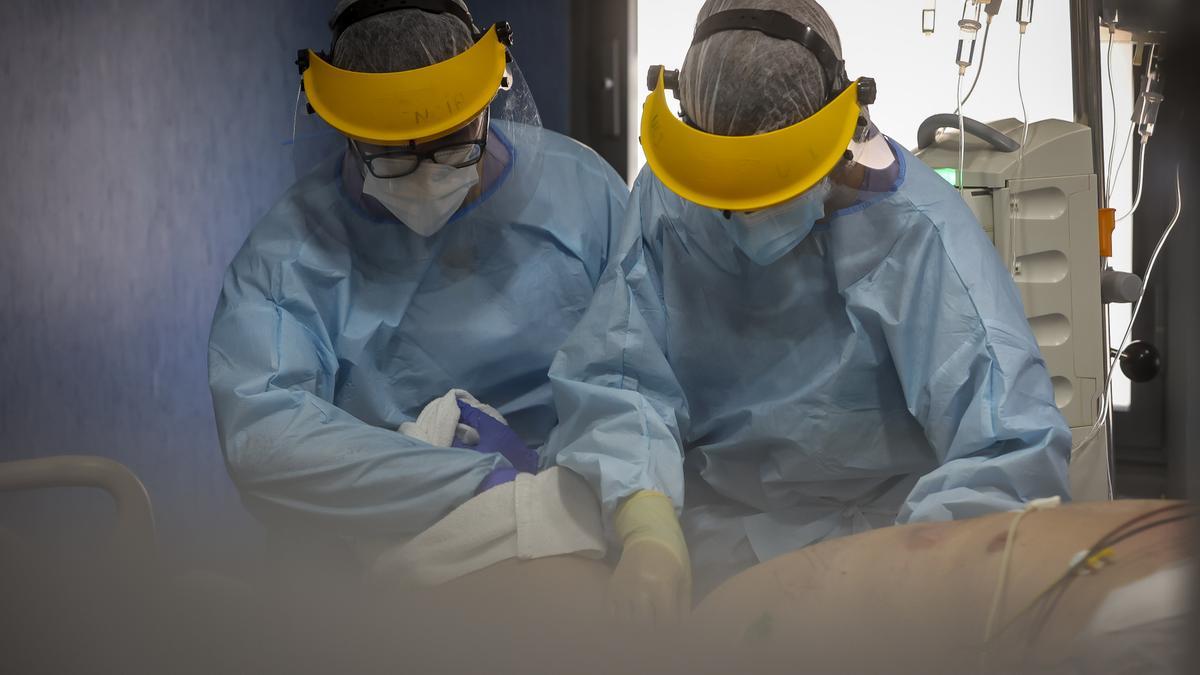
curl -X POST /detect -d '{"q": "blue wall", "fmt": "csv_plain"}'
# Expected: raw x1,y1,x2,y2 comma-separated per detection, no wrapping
471,0,572,134
0,0,573,568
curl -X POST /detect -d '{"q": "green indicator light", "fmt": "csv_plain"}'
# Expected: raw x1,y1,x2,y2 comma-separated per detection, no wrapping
935,167,960,187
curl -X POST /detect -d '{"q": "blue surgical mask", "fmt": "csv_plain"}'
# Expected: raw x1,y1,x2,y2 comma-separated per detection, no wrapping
721,179,834,266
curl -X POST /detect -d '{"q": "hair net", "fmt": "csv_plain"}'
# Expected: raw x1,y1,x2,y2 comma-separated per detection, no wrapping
331,0,474,73
679,0,843,136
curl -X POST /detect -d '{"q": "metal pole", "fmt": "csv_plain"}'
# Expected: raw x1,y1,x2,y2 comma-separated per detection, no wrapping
1070,0,1116,498
1070,0,1107,194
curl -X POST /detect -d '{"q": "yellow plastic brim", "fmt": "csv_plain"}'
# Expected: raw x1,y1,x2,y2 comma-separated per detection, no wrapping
640,72,862,212
303,26,508,146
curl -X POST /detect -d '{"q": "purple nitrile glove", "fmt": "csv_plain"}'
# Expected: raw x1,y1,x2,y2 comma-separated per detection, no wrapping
476,467,519,495
455,401,540,474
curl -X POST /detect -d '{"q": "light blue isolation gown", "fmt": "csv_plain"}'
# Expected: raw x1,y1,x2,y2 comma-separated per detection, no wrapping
208,126,627,557
545,138,1071,597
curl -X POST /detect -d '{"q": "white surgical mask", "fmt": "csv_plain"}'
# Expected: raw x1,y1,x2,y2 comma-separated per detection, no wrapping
362,161,481,237
722,178,834,266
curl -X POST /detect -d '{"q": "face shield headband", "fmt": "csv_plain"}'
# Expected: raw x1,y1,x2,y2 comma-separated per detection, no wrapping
641,9,878,212
296,0,515,146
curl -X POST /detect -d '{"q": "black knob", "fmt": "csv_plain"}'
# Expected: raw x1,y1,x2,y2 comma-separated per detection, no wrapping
1120,341,1161,383
858,77,878,105
646,66,680,93
496,22,514,46
646,66,663,92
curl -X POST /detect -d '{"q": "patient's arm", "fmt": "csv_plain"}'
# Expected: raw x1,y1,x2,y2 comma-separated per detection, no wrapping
376,501,1191,672
408,555,611,615
686,500,1195,672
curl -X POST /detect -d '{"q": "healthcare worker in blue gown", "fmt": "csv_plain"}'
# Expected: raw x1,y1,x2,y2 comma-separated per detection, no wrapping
545,0,1071,622
208,0,626,568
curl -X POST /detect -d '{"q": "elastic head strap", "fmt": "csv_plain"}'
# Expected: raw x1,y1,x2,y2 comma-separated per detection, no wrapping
330,0,479,54
692,9,848,99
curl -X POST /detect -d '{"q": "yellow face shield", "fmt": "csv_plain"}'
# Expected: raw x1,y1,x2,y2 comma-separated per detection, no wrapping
640,71,865,213
300,25,510,147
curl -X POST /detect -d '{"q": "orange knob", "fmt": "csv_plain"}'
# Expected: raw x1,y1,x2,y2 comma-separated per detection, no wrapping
1099,208,1117,258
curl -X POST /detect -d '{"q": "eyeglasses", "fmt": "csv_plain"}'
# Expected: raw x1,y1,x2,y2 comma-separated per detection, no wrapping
353,111,490,179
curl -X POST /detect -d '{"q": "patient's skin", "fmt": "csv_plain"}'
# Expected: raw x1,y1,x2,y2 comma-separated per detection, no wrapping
392,501,1193,673
388,556,669,673
411,555,611,621
683,500,1195,673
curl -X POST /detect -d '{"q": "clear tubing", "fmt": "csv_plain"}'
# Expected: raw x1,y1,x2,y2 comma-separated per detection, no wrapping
957,72,967,195
292,80,304,146
1073,167,1183,458
1117,141,1148,222
1010,31,1029,273
960,17,993,108
1109,43,1158,207
1104,28,1119,207
1017,33,1030,160
1107,122,1134,205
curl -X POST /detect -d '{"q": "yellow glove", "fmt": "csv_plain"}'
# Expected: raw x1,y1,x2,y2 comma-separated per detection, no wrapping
608,491,692,627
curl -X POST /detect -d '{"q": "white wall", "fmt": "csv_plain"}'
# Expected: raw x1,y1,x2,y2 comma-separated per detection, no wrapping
636,0,1138,406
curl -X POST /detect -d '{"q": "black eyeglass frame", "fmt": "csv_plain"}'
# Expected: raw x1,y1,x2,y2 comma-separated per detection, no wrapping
351,109,491,179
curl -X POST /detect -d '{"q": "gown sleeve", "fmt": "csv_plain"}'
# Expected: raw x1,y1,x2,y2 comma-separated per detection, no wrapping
208,268,508,539
545,177,690,522
846,206,1072,523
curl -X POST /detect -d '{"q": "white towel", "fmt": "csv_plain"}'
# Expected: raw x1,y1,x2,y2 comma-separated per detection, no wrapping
370,467,606,588
359,390,607,587
398,389,506,448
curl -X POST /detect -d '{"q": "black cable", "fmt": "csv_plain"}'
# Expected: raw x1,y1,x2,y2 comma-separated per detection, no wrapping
1091,504,1196,551
1021,513,1197,648
987,506,1199,645
1025,580,1072,654
1104,513,1197,550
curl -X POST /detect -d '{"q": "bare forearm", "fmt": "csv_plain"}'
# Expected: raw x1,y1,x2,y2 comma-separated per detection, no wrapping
689,500,1194,670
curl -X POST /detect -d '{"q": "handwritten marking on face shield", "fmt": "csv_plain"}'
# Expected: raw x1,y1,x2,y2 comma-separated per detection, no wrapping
393,89,466,128
648,114,664,145
390,89,432,126
771,160,796,180
410,108,432,126
442,92,466,115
